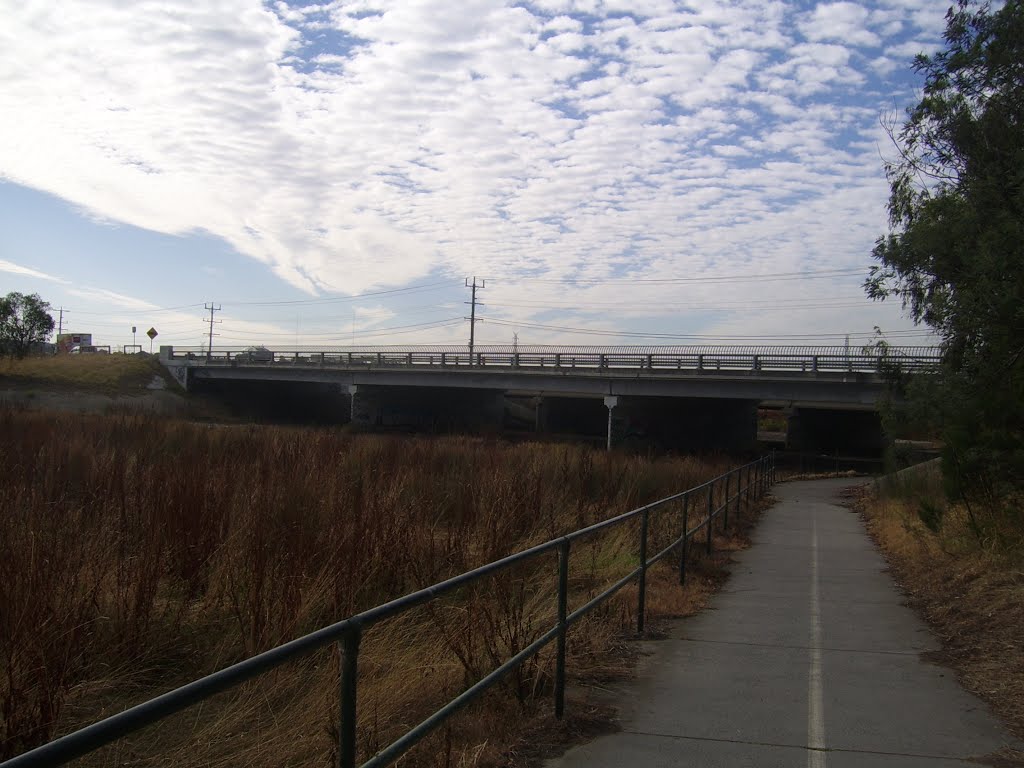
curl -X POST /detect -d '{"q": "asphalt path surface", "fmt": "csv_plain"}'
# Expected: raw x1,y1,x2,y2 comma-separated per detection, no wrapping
545,478,1020,767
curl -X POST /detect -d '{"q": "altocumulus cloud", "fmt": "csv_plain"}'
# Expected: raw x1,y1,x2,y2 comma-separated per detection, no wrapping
0,0,942,315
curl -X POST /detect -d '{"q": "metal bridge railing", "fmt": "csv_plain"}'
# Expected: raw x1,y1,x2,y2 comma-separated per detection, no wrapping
3,456,776,768
167,345,942,375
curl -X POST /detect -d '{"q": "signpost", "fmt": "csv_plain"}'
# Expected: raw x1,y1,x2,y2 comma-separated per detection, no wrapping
132,326,137,351
147,327,158,353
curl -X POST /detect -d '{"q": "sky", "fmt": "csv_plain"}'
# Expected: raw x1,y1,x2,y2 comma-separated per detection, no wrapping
0,0,948,352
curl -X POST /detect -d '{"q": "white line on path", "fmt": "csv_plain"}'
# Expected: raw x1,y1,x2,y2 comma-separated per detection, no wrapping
808,515,827,768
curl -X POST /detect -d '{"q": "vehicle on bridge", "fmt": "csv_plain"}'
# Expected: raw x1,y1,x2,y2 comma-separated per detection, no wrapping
233,346,273,363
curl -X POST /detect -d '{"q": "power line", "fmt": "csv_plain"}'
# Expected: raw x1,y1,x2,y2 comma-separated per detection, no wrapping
221,280,459,307
217,320,464,344
477,316,935,341
217,317,465,339
62,303,206,315
483,267,867,285
483,299,881,313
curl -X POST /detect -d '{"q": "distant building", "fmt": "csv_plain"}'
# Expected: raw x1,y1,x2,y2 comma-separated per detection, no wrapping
57,333,92,353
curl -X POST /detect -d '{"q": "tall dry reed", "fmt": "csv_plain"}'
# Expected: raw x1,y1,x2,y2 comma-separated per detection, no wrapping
0,408,732,765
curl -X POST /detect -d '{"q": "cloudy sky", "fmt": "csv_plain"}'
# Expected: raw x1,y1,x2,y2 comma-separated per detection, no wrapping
0,0,946,351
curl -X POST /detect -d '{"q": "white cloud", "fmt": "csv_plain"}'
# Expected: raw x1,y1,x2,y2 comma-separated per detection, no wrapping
0,259,68,284
799,2,881,47
67,287,160,311
0,0,947,344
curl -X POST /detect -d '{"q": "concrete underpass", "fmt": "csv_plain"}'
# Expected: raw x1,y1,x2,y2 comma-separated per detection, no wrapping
174,347,905,458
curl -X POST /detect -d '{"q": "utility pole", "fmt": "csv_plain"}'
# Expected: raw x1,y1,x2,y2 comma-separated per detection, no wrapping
205,303,221,359
54,307,65,355
465,276,485,363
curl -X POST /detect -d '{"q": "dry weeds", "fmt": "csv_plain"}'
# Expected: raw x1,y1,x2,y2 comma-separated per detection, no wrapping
0,408,754,767
855,478,1024,752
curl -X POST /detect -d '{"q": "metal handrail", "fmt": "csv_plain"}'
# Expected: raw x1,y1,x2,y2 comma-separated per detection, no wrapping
3,456,777,768
167,345,941,375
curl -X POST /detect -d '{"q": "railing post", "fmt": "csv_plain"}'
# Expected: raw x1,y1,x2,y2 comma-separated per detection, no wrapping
723,472,730,533
736,466,743,519
706,481,714,556
678,493,689,585
638,509,649,634
555,539,570,719
339,626,362,768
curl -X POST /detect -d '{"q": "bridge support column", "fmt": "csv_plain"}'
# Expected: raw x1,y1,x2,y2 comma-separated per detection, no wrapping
604,396,619,451
532,396,549,433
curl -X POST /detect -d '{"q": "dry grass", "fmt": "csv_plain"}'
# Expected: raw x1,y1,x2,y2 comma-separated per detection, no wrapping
0,408,749,766
855,467,1024,747
0,354,163,393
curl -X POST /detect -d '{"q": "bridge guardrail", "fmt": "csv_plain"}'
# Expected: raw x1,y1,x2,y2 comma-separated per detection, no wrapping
168,345,942,375
4,456,777,768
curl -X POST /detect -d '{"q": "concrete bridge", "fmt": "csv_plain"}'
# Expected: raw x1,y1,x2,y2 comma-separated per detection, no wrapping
160,344,940,454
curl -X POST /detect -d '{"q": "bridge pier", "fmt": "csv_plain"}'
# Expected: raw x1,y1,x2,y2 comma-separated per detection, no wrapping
347,384,505,433
537,395,758,453
604,396,619,451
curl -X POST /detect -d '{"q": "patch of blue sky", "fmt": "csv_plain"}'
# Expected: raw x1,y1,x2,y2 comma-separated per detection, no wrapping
288,27,367,74
0,183,305,308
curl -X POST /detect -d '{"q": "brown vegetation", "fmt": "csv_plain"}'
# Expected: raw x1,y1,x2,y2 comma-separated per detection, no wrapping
856,464,1024,749
0,408,751,766
0,353,166,394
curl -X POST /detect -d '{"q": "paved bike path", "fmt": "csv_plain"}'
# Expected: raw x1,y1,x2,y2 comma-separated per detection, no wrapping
545,478,1020,767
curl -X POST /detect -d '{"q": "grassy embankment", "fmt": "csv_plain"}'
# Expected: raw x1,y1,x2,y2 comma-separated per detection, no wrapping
0,409,760,766
859,461,1024,740
0,353,165,394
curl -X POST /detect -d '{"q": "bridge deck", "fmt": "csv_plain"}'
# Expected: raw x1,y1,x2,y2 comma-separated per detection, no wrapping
544,479,1019,768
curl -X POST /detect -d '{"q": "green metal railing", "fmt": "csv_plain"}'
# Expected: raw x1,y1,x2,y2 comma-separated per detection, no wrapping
3,456,776,768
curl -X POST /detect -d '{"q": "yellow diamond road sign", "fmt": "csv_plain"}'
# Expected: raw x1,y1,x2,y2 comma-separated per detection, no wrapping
147,327,158,340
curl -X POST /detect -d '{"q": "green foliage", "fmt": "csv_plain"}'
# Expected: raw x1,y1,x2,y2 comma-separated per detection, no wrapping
866,1,1024,507
0,292,55,358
